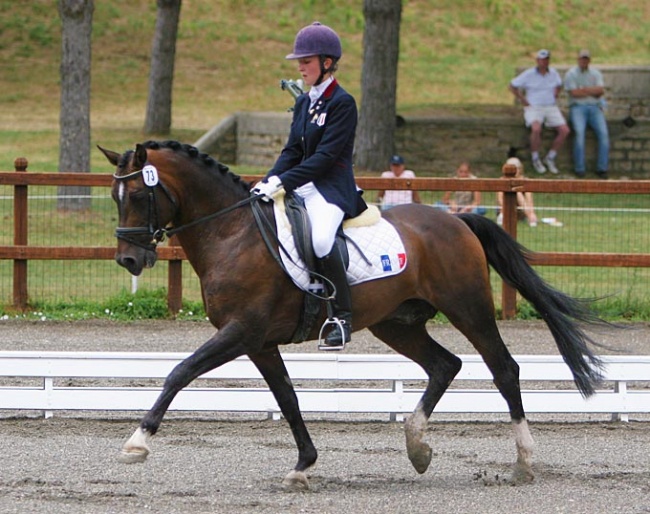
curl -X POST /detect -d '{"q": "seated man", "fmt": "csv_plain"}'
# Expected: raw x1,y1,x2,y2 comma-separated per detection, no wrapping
508,49,570,175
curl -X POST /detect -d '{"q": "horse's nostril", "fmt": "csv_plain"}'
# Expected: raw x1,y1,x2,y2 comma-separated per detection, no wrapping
116,254,141,275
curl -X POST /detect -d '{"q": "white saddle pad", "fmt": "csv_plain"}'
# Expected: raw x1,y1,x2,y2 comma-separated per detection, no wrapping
273,202,408,290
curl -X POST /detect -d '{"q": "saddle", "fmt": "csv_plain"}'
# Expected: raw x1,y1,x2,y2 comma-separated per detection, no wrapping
284,193,350,273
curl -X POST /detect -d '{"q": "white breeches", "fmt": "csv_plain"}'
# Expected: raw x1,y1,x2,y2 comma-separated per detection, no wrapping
295,182,344,258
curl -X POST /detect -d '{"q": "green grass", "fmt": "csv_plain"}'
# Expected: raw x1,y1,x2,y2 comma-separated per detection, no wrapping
1,0,649,172
0,288,207,321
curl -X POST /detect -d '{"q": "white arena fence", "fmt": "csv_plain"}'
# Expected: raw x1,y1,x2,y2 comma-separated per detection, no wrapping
0,352,649,422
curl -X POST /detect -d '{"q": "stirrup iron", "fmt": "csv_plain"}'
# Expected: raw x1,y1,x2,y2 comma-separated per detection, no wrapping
318,317,348,351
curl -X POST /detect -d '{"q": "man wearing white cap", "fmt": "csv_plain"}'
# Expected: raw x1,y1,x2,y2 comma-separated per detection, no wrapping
509,49,570,174
564,49,609,179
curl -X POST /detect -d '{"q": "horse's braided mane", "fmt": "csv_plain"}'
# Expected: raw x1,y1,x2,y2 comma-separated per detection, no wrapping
142,139,251,191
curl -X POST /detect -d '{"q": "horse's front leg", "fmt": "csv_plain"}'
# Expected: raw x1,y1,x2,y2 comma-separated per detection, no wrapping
118,322,251,464
249,348,317,491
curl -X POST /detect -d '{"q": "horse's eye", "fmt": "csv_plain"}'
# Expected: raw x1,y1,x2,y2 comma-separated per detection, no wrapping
129,189,149,202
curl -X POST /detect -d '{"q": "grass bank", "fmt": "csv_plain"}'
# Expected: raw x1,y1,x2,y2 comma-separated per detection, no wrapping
1,0,648,172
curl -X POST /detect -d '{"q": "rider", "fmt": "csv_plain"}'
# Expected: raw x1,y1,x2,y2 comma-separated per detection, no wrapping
251,21,367,349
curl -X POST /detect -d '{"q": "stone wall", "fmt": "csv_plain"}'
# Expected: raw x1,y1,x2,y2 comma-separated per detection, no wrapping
196,112,649,178
394,116,649,178
195,66,650,178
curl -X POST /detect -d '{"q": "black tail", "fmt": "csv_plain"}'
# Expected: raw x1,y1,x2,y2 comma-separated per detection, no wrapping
457,213,604,397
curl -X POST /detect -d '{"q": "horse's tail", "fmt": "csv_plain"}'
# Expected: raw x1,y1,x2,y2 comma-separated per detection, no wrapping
456,213,604,397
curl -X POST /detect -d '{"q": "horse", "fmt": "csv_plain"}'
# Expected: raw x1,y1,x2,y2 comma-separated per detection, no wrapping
100,139,607,490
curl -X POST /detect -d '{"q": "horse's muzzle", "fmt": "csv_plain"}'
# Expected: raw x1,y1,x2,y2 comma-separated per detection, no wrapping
115,249,158,276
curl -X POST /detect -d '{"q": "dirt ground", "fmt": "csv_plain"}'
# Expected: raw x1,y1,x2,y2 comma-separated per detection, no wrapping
0,319,649,513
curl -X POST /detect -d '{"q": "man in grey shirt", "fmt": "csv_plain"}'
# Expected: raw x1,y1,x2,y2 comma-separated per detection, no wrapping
509,49,570,175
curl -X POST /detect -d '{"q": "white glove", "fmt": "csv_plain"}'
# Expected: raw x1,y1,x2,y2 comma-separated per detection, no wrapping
250,175,283,202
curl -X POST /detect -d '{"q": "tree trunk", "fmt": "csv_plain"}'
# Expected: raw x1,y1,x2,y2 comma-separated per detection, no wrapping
355,0,402,173
57,0,93,211
143,0,182,135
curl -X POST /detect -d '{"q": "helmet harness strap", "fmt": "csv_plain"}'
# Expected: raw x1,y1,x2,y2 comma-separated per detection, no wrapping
316,55,335,86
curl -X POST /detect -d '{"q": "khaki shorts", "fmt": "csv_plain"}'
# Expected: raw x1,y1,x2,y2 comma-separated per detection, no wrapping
524,105,567,128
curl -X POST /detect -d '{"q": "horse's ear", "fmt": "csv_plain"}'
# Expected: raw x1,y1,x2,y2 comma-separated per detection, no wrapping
134,144,148,169
97,145,121,166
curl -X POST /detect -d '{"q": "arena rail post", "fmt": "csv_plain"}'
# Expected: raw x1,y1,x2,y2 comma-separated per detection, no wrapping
13,157,29,311
500,163,518,319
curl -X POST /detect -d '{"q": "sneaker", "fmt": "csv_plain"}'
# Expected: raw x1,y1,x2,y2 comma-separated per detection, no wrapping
532,158,547,174
597,171,608,180
543,156,560,174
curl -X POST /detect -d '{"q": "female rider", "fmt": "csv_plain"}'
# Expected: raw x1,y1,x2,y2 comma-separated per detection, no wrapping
251,22,367,349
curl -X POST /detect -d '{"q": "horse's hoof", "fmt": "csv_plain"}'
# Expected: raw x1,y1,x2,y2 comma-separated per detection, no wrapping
118,448,149,464
282,470,309,491
118,427,150,464
404,409,431,474
510,464,535,484
407,441,432,474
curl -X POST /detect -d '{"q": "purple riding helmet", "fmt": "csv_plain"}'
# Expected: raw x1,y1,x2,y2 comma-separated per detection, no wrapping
286,21,342,60
286,22,342,85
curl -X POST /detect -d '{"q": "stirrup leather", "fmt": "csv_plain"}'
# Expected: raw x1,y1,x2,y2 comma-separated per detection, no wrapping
318,317,349,351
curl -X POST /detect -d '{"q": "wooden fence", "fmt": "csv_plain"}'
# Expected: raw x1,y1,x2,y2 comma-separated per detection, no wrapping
2,157,650,318
0,351,647,421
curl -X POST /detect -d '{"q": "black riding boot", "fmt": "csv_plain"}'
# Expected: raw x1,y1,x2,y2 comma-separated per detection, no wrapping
317,246,352,350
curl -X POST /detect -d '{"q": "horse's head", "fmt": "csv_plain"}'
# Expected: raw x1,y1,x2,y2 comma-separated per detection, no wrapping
99,143,177,276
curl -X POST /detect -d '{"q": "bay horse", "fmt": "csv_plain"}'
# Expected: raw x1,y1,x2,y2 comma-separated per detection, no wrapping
100,140,606,489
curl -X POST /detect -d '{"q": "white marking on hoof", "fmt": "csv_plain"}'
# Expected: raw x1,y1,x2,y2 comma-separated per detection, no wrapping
404,408,432,474
282,470,309,491
512,419,535,483
118,427,151,464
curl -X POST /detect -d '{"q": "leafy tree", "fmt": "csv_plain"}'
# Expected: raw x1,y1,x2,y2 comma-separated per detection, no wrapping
355,0,402,172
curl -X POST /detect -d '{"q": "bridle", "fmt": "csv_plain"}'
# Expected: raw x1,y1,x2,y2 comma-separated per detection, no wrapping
113,167,257,251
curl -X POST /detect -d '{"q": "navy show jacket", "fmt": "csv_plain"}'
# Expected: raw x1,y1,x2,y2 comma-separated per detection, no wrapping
265,79,367,219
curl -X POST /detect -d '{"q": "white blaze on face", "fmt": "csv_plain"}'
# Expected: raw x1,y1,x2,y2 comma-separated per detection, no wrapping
118,182,125,203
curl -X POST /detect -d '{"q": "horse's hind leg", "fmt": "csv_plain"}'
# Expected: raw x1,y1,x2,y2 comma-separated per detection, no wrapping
369,320,462,474
446,309,535,483
248,347,317,491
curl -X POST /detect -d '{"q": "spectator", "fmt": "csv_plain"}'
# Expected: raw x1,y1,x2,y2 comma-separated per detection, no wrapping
497,157,538,227
564,49,610,179
508,49,570,175
377,155,421,210
439,161,487,215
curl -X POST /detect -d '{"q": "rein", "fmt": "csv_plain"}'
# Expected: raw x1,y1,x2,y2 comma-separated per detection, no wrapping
113,168,256,249
114,167,332,301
